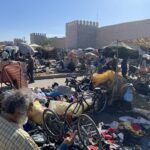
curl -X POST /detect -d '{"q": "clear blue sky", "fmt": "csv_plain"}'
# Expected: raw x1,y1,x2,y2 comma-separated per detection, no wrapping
0,0,150,42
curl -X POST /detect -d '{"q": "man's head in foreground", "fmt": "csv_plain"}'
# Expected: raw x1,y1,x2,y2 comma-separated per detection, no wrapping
1,89,33,125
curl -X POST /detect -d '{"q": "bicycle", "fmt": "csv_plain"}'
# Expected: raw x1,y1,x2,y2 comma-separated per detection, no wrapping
43,109,102,150
63,88,108,121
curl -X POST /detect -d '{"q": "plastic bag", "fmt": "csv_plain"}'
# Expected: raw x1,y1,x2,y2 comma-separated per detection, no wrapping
49,99,93,117
123,87,133,102
28,100,45,125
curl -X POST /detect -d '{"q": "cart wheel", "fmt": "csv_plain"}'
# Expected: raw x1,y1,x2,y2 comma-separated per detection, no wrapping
4,82,12,87
43,109,64,139
64,101,84,129
78,114,102,150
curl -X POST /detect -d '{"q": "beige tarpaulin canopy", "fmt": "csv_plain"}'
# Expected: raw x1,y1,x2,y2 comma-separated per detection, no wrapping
0,45,5,50
18,43,37,55
30,43,42,49
124,37,150,48
42,45,55,51
85,52,98,59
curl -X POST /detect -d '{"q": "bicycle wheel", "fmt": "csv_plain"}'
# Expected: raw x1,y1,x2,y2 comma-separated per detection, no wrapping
78,114,102,150
93,92,108,113
64,101,84,129
93,86,108,113
43,109,64,139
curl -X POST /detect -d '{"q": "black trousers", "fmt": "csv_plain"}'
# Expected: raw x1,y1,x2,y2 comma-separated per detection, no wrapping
27,69,34,83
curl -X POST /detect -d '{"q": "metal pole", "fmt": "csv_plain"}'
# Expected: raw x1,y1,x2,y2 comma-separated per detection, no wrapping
109,40,119,105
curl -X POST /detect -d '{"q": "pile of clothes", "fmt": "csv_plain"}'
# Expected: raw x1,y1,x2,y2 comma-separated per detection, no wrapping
97,116,150,149
31,84,77,105
27,84,93,125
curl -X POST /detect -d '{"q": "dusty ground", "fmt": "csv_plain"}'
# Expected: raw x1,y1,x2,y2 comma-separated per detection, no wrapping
29,78,66,88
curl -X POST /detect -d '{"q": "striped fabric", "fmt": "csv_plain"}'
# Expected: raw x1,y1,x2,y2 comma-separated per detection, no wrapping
0,116,39,150
0,63,28,89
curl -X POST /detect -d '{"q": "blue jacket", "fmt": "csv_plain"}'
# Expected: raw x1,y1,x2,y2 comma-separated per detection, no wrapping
57,143,68,150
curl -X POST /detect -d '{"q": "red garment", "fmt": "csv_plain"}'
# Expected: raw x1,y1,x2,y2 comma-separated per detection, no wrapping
102,128,118,139
107,128,118,133
131,123,141,131
87,145,98,150
102,133,113,140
